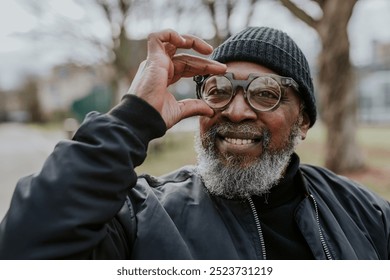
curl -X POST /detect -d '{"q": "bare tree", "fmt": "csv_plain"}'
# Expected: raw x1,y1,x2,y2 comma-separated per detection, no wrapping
20,77,45,123
24,0,149,105
280,0,364,173
95,0,147,104
203,0,258,45
0,90,6,122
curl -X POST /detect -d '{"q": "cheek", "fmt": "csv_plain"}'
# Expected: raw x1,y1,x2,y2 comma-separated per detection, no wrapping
266,111,299,149
199,116,215,136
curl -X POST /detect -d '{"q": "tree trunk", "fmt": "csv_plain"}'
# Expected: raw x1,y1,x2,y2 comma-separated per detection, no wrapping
0,90,6,122
317,0,364,173
22,78,45,123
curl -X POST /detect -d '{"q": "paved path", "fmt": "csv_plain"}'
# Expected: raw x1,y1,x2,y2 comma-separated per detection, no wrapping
0,123,64,220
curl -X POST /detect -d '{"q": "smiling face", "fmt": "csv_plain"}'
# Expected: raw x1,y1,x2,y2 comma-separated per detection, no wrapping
199,61,310,167
195,61,310,199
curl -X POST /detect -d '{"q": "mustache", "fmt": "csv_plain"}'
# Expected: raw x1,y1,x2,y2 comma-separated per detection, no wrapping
201,122,271,147
216,122,263,137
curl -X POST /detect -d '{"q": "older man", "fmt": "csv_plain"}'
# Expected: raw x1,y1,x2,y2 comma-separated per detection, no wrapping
0,27,389,260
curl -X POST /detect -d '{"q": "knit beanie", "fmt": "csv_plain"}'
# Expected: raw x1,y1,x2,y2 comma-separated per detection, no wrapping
210,26,316,127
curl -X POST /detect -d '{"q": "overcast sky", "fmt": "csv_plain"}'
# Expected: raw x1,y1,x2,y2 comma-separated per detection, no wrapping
0,0,389,90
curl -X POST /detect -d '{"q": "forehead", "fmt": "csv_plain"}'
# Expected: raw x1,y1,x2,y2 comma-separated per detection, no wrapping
225,61,277,79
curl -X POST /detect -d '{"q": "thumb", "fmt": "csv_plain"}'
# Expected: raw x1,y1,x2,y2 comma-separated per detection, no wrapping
177,99,214,120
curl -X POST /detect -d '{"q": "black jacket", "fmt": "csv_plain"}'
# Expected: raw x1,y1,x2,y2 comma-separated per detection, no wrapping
0,95,389,259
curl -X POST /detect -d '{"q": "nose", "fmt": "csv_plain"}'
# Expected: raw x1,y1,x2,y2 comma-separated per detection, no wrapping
220,90,257,123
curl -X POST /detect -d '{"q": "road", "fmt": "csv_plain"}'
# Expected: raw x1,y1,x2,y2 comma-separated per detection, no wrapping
0,123,64,220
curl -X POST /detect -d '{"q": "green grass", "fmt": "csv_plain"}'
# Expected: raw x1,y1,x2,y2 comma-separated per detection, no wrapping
136,132,198,176
136,124,390,200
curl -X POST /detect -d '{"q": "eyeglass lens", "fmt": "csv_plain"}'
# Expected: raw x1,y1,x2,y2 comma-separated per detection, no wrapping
201,75,282,111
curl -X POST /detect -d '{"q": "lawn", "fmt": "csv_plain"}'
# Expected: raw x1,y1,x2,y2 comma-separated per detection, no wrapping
296,124,390,200
136,123,390,200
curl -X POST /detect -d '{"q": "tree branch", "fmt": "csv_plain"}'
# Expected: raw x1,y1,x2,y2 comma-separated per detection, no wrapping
278,0,319,29
203,0,219,38
96,0,112,23
311,0,325,9
243,0,258,28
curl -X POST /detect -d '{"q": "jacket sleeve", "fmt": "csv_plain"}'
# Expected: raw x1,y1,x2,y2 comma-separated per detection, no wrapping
0,95,166,259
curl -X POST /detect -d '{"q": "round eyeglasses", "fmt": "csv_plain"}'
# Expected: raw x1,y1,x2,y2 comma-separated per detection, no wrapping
194,72,299,112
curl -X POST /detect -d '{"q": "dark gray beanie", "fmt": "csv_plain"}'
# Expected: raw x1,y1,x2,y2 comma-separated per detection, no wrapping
210,26,316,127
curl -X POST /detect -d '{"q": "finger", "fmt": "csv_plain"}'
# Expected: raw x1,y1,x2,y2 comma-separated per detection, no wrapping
181,34,214,55
147,30,215,57
169,54,226,83
152,32,214,55
177,99,215,121
147,29,186,55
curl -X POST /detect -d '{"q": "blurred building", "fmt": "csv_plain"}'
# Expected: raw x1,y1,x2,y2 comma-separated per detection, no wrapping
0,63,114,123
0,89,29,122
358,40,390,123
37,63,115,120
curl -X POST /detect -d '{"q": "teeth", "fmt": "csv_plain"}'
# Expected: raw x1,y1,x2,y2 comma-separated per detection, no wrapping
225,137,255,145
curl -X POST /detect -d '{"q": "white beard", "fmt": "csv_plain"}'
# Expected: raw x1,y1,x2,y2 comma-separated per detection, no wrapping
195,122,301,200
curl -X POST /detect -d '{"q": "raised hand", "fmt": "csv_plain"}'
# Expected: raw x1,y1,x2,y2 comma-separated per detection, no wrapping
127,29,227,129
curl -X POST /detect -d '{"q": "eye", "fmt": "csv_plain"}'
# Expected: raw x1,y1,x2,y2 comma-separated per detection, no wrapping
203,87,231,103
248,77,281,107
250,89,280,100
203,76,231,94
204,85,231,96
216,87,231,96
249,88,281,110
201,75,233,108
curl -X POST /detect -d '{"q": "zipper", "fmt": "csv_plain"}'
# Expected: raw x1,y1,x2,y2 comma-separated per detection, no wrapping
309,194,333,260
248,197,267,260
248,195,333,260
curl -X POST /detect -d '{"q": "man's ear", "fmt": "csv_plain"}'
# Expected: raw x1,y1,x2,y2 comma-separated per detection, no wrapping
299,111,310,140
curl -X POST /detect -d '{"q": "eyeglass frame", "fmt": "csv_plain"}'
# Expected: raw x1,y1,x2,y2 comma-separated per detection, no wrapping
193,72,300,112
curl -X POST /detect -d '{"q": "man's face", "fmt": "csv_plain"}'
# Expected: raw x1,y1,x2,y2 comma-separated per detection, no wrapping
195,61,310,199
199,61,309,167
